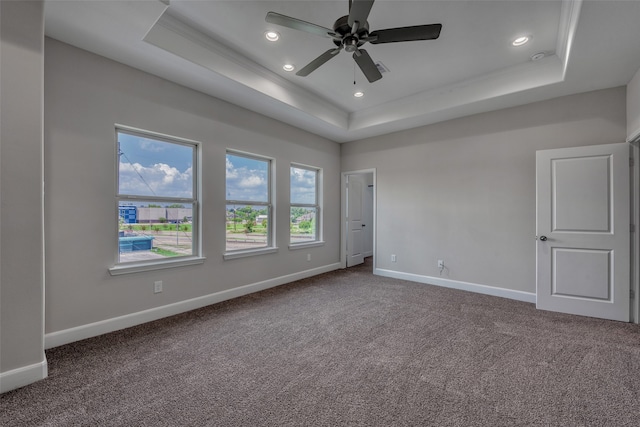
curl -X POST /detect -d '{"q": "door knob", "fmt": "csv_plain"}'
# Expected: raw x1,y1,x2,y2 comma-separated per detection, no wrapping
539,236,547,241
362,224,366,227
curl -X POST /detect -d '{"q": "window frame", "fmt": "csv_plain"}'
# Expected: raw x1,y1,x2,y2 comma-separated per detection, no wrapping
224,150,276,260
109,125,204,275
289,163,322,249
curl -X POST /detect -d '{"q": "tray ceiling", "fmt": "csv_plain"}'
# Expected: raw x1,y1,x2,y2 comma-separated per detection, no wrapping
44,1,640,142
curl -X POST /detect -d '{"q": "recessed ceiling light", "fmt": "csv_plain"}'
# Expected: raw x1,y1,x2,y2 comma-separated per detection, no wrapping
265,31,280,42
354,91,364,98
512,36,530,46
283,64,295,72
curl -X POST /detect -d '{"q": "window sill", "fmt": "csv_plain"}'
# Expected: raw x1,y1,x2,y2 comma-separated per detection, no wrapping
223,247,279,260
109,256,206,276
288,241,325,250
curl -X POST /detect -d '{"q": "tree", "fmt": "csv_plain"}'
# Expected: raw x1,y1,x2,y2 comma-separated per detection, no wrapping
290,207,306,221
158,217,167,223
148,204,162,208
245,220,255,233
168,203,185,208
299,220,312,232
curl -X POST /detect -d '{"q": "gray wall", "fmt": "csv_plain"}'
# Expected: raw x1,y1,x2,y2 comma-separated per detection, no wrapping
342,87,627,294
628,67,640,141
0,1,46,384
44,39,341,335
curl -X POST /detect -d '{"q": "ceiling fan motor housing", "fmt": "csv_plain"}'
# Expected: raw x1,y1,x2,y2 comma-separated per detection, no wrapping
332,15,369,51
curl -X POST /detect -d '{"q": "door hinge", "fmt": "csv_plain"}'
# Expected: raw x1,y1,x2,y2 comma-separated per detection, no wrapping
631,224,636,233
630,157,635,167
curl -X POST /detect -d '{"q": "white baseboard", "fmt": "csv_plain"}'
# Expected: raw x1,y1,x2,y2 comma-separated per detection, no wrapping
45,263,341,349
374,268,536,304
0,357,48,394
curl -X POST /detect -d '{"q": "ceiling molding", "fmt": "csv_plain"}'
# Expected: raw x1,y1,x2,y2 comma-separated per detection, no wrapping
144,11,348,130
557,0,583,78
349,55,564,132
45,0,640,143
144,1,580,140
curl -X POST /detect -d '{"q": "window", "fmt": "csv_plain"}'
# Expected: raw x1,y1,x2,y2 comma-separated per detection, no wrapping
116,128,199,266
225,151,273,254
290,165,320,245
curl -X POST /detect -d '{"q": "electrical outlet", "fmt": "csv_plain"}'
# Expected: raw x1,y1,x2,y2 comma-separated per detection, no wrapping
154,280,163,294
438,260,444,269
307,253,311,262
391,254,397,262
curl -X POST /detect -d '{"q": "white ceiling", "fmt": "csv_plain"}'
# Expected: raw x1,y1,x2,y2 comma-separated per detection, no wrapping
44,0,640,143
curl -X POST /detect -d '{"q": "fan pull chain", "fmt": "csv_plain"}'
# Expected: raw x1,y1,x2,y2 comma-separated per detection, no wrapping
354,62,356,85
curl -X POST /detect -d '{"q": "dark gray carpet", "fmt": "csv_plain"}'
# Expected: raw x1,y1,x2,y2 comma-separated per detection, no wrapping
2,258,640,426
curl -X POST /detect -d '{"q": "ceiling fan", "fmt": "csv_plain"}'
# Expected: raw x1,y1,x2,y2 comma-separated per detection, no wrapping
265,0,442,83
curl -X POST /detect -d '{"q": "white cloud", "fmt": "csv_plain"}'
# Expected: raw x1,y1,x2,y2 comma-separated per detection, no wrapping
290,167,316,204
239,175,265,188
119,162,192,198
226,157,237,179
139,139,166,153
226,158,268,201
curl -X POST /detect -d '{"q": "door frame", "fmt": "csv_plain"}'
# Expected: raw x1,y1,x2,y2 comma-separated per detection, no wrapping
341,169,376,269
631,141,640,323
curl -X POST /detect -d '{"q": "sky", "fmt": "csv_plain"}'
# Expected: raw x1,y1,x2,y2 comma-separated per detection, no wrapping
290,166,317,205
226,154,269,202
118,131,317,204
118,132,193,198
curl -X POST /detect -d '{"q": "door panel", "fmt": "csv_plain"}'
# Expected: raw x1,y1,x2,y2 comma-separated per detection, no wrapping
553,156,611,232
347,175,364,267
536,143,629,322
553,248,611,300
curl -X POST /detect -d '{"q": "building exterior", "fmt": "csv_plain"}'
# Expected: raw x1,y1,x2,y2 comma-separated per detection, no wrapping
118,206,137,224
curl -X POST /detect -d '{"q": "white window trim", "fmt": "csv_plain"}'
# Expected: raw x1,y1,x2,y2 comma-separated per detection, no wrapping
109,256,206,276
225,150,275,255
289,164,321,246
223,247,279,261
112,125,202,271
288,241,325,251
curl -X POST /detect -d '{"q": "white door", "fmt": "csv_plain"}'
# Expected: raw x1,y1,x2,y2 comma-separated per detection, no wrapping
346,174,365,267
536,143,630,321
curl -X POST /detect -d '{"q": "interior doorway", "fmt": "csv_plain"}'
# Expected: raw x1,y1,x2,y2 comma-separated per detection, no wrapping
341,169,375,270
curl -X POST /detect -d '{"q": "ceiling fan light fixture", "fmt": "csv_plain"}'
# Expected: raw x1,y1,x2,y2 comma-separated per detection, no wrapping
512,35,530,46
283,64,295,72
354,91,364,98
265,31,280,42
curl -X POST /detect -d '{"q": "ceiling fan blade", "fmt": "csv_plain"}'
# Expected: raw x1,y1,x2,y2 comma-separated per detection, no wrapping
296,48,342,77
353,49,382,83
370,23,442,44
266,12,335,38
348,0,375,27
